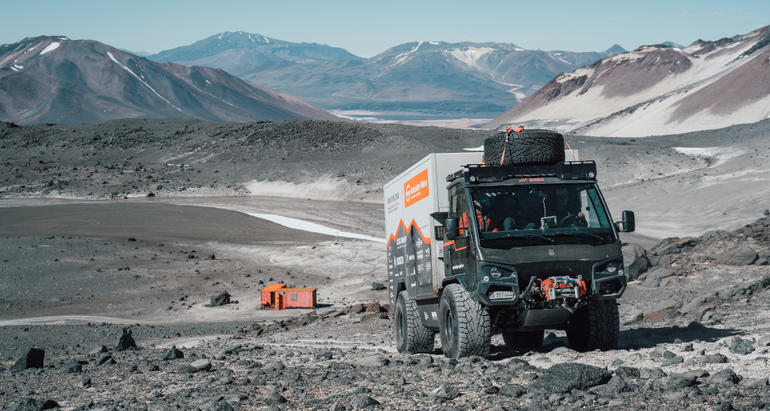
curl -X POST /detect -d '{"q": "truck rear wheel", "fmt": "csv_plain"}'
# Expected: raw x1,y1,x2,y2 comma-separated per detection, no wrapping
502,330,544,352
484,129,565,166
439,284,491,359
394,292,435,354
566,300,619,351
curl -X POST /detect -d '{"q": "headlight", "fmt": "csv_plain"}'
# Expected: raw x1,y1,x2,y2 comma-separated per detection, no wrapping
482,265,517,280
595,260,624,276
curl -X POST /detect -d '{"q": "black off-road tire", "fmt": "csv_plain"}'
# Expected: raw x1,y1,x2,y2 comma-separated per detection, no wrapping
502,329,544,353
439,284,491,359
394,292,435,354
484,129,565,166
566,300,620,351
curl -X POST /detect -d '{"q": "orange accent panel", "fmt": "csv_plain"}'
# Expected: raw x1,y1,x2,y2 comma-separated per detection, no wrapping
455,246,469,252
403,169,429,208
443,240,455,247
386,219,432,249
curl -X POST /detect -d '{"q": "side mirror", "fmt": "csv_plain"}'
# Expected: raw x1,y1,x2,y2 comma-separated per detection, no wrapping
617,210,635,232
445,217,459,240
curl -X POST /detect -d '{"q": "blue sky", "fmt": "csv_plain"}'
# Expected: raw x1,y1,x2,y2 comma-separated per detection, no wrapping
2,1,768,57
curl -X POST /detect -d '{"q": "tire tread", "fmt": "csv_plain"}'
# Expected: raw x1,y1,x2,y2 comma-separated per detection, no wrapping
396,292,435,354
484,129,565,166
567,300,619,351
440,284,491,358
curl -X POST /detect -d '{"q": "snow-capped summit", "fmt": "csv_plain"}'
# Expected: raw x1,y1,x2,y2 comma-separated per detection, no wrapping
487,25,770,137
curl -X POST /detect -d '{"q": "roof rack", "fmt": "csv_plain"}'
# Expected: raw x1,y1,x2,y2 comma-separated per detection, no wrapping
447,161,597,183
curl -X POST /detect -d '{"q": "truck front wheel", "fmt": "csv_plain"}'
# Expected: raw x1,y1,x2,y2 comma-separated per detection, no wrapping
567,300,619,351
394,292,435,354
439,284,491,359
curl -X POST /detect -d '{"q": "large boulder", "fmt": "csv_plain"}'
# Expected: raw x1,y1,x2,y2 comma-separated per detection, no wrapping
530,363,611,393
755,249,770,265
7,398,59,411
715,245,758,265
10,348,45,371
641,268,675,287
622,243,649,280
729,336,755,355
116,328,137,351
209,291,231,306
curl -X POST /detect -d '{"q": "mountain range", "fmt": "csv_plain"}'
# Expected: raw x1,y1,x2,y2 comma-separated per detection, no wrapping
148,32,625,119
488,25,770,136
0,36,336,125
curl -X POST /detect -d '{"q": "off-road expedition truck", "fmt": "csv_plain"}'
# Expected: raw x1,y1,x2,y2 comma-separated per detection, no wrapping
384,129,635,358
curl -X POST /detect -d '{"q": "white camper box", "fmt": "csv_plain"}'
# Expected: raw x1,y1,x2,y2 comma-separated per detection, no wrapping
383,152,482,306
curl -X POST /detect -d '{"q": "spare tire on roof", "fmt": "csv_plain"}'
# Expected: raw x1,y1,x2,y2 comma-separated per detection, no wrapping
484,129,565,165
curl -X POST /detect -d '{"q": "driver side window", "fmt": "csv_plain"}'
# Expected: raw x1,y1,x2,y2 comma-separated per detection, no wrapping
452,189,470,236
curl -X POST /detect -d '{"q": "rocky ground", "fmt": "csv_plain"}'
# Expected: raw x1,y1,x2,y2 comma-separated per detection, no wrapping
1,215,769,409
1,118,770,409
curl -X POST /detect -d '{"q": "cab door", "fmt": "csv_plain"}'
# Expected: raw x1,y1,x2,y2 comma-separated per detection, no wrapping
445,186,477,288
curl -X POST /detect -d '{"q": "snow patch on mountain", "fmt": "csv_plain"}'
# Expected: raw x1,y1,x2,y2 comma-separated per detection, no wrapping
448,47,495,68
106,51,182,112
40,42,60,55
390,42,423,66
556,67,595,83
673,146,744,167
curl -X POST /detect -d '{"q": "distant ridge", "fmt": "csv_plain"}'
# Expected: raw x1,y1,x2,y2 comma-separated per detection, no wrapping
149,32,625,119
0,36,337,125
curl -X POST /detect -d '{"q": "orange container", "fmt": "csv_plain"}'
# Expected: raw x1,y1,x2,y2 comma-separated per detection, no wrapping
276,288,317,309
260,283,286,306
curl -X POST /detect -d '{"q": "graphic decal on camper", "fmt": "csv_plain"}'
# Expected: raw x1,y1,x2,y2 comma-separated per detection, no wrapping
386,219,432,307
403,169,429,207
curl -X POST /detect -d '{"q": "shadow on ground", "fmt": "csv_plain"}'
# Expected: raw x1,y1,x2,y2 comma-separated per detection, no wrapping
617,324,742,349
485,324,742,361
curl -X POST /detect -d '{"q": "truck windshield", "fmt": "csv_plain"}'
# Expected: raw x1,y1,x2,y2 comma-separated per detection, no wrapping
470,184,616,247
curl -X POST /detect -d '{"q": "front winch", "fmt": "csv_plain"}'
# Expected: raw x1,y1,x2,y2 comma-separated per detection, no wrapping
540,276,587,301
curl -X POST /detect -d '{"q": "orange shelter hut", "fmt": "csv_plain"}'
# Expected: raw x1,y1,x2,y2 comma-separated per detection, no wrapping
260,283,317,309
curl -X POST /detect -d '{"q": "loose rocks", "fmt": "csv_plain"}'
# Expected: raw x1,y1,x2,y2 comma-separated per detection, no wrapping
190,359,212,372
61,361,82,373
78,375,92,388
641,268,675,287
623,243,650,279
371,282,386,290
499,383,527,398
431,383,460,400
352,394,380,408
163,345,184,360
98,354,116,366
